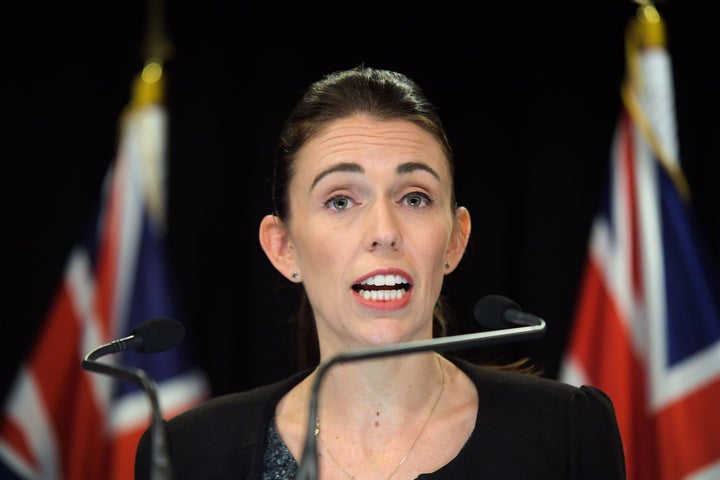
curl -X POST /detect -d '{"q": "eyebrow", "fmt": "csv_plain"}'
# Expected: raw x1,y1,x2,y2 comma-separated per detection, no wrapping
310,161,440,191
397,162,440,180
311,163,363,190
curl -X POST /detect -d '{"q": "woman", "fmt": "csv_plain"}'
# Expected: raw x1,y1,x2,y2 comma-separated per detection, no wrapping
135,66,626,479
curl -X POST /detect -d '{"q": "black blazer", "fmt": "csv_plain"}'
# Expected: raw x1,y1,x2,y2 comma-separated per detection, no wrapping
135,357,626,479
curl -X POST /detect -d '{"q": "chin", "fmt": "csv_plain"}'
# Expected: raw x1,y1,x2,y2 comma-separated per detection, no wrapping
356,319,427,347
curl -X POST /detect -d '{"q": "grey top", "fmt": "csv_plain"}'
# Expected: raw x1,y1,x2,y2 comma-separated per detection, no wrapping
261,417,297,480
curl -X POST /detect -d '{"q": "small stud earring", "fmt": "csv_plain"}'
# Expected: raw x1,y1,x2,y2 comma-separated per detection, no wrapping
291,272,299,280
444,262,450,269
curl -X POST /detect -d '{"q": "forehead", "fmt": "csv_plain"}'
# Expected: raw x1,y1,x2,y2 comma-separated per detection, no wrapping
295,115,450,179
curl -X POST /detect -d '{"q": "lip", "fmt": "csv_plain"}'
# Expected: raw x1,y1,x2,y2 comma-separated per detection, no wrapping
352,268,413,310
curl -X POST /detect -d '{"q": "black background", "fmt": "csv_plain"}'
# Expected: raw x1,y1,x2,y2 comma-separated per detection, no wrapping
5,2,719,403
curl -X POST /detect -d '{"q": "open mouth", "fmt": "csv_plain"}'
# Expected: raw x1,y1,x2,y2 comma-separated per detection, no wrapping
352,274,411,301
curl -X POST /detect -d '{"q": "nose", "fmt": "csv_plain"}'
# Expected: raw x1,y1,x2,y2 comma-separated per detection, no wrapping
366,199,401,251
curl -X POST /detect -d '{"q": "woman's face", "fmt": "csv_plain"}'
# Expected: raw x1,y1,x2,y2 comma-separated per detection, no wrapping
264,114,470,355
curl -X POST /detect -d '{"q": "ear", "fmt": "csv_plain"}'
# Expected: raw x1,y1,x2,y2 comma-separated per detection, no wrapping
444,206,471,273
259,214,299,282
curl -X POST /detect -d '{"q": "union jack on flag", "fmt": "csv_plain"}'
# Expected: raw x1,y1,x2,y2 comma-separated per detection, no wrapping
0,63,210,479
560,5,720,480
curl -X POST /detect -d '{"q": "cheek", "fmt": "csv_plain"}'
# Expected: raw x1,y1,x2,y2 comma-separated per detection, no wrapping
410,226,452,282
422,223,453,261
295,234,351,309
294,228,346,272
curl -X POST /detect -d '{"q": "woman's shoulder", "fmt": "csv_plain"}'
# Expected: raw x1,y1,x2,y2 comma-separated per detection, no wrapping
135,369,313,479
449,355,619,429
168,368,312,431
443,356,626,478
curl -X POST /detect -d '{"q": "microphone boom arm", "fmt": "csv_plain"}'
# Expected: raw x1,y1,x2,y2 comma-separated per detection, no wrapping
81,348,173,479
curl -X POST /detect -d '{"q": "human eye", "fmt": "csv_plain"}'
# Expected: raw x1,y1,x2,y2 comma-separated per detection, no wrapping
324,194,355,211
402,191,434,208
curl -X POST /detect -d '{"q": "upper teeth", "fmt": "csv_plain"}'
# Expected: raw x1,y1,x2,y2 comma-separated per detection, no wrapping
361,274,408,286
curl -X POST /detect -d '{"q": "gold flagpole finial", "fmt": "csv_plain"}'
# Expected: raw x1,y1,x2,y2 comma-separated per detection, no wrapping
628,1,666,49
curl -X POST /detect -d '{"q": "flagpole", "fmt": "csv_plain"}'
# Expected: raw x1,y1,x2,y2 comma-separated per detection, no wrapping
126,0,176,234
132,0,173,111
142,0,174,65
133,3,176,479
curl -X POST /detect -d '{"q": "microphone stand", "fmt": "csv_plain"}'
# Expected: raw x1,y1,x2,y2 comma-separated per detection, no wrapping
82,345,173,480
294,319,546,480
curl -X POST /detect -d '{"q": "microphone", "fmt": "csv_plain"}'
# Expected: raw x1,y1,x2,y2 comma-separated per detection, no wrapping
473,294,545,329
83,317,185,360
81,317,185,480
295,295,546,480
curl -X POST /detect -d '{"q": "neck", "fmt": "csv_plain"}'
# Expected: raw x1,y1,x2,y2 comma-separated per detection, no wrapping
312,353,444,423
311,354,448,480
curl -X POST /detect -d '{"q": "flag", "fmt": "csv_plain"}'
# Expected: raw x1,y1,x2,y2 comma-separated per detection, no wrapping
0,62,210,479
559,4,720,480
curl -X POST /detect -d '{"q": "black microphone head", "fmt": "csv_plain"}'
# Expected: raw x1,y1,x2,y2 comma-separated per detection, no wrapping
473,294,520,330
130,317,185,353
